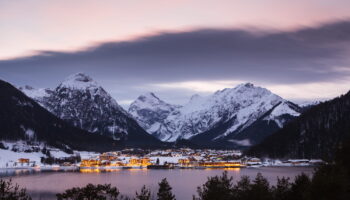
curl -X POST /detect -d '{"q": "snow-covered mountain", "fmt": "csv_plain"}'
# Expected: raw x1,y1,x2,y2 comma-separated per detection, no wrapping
20,73,162,146
20,76,301,148
18,85,51,99
1,79,116,152
298,101,322,112
129,83,302,147
18,85,52,108
128,92,181,139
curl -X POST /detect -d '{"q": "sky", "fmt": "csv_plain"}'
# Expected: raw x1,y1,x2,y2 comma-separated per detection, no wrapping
1,0,350,107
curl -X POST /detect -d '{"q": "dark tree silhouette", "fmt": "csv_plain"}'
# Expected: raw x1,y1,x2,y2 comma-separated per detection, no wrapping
0,142,6,149
195,147,350,200
290,173,311,200
135,185,151,200
249,173,272,200
272,177,292,200
157,178,175,200
248,91,350,160
196,171,233,200
232,175,251,200
56,183,119,200
0,179,31,200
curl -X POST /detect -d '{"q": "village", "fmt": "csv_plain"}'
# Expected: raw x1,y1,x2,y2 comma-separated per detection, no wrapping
1,148,325,171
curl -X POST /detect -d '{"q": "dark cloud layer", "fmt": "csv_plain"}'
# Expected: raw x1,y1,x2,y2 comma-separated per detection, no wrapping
1,20,350,103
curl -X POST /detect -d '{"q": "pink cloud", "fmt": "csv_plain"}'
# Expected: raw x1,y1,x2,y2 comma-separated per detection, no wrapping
1,0,350,59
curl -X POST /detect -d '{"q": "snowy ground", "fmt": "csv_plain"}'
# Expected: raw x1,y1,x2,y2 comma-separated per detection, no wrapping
0,141,97,168
76,151,100,160
0,149,44,168
148,156,187,164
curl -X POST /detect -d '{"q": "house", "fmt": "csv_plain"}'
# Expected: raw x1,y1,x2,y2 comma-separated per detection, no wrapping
128,157,152,167
81,159,101,167
18,158,30,163
99,152,118,161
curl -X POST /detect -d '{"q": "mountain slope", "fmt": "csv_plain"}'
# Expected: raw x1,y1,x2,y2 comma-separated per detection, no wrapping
190,101,301,148
129,92,181,139
0,79,117,152
247,91,350,159
129,83,301,148
21,73,162,147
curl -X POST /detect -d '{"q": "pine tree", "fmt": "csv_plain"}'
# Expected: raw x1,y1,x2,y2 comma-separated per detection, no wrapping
232,176,251,200
0,179,32,200
136,185,151,200
290,173,311,200
249,173,272,200
272,177,292,200
0,142,6,149
196,171,233,200
56,183,119,200
157,178,175,200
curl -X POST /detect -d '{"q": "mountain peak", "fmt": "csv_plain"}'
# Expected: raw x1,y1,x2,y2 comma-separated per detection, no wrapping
60,73,98,90
65,73,94,83
190,94,201,101
214,82,260,96
235,82,255,90
21,85,35,90
242,82,254,88
139,92,159,101
186,94,204,106
0,79,117,152
229,82,277,98
133,92,169,109
129,92,180,138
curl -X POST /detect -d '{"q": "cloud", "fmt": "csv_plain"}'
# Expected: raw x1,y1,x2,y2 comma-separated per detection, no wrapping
144,77,350,103
1,20,350,104
149,80,244,93
229,139,252,147
265,79,350,102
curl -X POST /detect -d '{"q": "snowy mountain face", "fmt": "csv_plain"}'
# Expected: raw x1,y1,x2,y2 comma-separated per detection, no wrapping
20,76,300,148
1,79,117,152
263,101,300,128
18,85,52,106
129,83,301,147
21,73,161,145
128,93,181,138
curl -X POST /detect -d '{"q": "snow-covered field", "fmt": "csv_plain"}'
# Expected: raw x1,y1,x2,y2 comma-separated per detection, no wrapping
0,141,97,168
0,149,44,168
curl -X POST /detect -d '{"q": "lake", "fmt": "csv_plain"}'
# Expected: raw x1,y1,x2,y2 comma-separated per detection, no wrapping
1,167,314,200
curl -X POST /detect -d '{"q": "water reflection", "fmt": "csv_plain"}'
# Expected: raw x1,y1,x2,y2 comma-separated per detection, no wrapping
204,167,241,171
0,169,36,177
80,169,102,173
0,168,79,178
79,168,150,173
